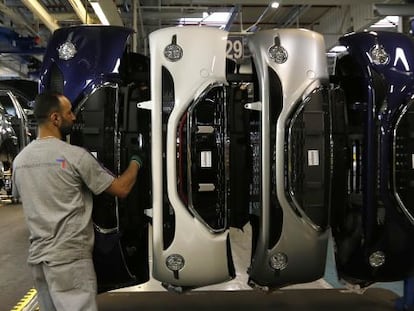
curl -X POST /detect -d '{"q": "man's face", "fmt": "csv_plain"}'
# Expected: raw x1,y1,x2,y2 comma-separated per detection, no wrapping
57,96,75,137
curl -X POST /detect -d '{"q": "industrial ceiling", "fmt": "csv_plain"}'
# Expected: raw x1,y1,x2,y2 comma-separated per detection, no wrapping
0,0,410,77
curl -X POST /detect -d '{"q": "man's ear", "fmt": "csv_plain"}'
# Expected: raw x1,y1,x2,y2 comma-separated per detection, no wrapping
50,112,60,125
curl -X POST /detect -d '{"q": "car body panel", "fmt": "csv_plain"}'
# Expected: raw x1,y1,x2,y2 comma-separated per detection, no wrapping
39,25,132,108
247,29,331,288
333,31,414,284
0,90,30,149
0,79,39,139
148,26,235,287
0,101,18,161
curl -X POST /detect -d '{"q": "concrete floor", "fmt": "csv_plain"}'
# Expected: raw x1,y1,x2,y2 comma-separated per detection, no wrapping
0,202,405,310
0,203,33,311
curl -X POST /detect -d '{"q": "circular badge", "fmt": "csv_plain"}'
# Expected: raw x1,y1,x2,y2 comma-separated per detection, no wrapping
164,44,183,62
166,254,185,271
58,41,77,60
268,45,288,64
370,44,389,65
269,252,288,270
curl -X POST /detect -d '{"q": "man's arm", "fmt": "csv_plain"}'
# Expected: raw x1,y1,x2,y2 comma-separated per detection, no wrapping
105,161,140,198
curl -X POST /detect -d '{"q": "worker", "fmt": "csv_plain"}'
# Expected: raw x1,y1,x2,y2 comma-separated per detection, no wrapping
12,92,144,311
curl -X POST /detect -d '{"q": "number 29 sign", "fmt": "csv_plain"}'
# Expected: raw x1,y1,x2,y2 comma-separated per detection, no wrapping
226,36,245,61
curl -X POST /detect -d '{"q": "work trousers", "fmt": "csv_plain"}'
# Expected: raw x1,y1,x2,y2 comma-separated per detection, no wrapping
30,258,98,311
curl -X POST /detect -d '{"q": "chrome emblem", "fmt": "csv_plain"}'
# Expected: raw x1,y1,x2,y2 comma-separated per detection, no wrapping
370,44,389,65
269,46,288,64
269,35,288,64
269,252,288,270
166,254,185,271
369,251,386,268
164,34,183,62
58,41,77,60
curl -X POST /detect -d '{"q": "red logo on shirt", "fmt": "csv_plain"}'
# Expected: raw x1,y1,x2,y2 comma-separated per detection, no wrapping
56,158,66,168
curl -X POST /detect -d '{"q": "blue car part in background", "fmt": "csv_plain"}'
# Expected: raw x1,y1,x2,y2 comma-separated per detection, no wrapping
332,31,414,286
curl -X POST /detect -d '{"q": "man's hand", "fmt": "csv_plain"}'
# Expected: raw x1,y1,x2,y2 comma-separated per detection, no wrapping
130,153,145,168
130,134,147,169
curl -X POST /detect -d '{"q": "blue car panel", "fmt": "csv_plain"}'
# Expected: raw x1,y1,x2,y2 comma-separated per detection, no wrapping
332,31,414,285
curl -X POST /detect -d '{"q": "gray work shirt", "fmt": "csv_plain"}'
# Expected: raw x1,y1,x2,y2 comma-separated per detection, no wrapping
12,137,115,265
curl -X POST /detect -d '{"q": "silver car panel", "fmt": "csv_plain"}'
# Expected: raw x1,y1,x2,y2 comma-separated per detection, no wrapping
148,26,235,287
247,29,330,287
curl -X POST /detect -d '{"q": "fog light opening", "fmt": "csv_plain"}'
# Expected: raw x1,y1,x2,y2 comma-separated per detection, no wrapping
269,252,288,271
166,254,185,272
369,251,386,268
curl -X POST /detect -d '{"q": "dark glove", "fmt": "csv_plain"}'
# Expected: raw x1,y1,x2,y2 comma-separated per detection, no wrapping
130,134,147,168
130,152,145,168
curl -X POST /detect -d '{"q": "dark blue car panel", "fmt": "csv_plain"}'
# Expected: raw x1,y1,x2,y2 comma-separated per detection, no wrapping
333,31,414,284
39,25,133,108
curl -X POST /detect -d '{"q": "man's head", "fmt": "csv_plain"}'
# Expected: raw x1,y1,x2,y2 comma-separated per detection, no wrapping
34,92,76,138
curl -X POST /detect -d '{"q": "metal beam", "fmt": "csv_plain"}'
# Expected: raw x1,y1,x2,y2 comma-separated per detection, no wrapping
185,0,400,4
374,4,414,16
68,0,96,24
0,58,28,78
52,13,81,22
21,0,60,33
138,6,209,10
0,2,38,36
282,5,312,27
136,11,204,20
224,5,241,31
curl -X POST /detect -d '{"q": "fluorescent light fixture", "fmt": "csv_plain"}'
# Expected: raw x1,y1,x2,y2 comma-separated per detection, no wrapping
271,2,280,9
89,0,123,26
204,12,232,23
90,1,109,25
179,12,231,28
370,15,399,28
329,45,347,53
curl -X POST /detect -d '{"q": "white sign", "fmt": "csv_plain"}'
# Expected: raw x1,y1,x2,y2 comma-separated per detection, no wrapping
307,150,320,166
200,151,212,168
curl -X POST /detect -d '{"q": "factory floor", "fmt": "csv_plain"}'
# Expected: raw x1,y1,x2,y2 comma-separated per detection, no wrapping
0,202,405,311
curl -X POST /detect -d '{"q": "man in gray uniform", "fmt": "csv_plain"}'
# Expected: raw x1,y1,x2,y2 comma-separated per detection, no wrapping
12,92,144,311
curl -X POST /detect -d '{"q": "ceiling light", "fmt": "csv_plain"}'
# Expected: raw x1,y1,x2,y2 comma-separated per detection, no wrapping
271,2,280,9
370,16,399,28
329,45,347,53
90,1,109,25
89,0,123,26
179,12,231,28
